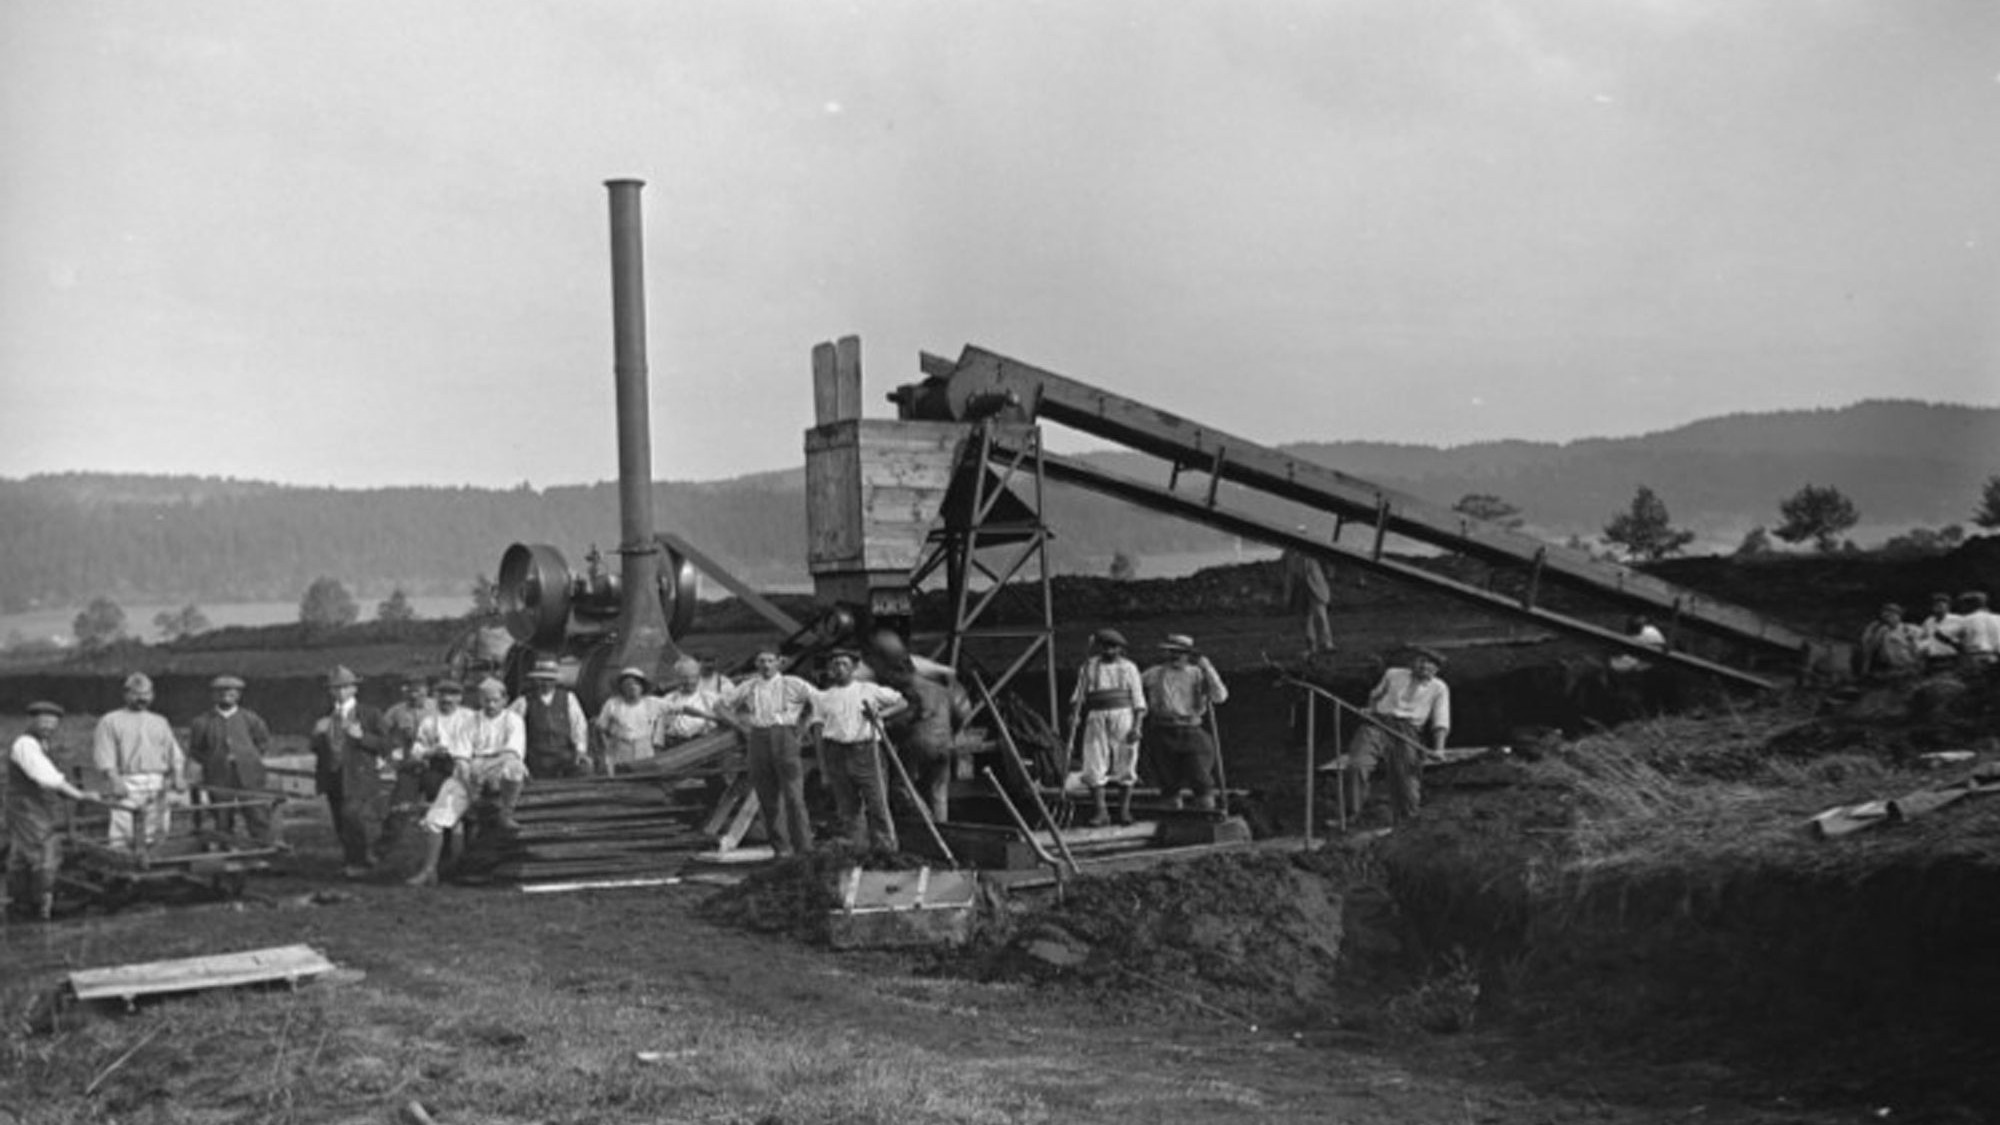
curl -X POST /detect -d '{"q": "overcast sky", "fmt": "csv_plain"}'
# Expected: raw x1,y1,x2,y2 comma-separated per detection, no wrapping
2,1,1995,489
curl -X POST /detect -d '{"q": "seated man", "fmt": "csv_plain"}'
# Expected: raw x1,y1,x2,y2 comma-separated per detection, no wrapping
1857,602,1923,682
593,667,668,774
405,678,526,886
1343,647,1451,825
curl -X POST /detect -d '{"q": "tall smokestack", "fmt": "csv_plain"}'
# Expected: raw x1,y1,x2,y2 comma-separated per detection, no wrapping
601,178,674,692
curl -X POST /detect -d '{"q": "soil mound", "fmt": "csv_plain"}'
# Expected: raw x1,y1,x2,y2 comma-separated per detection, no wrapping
969,850,1362,1024
699,846,928,943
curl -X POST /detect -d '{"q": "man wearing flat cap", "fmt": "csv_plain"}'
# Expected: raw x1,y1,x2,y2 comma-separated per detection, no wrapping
406,677,527,885
91,672,187,848
9,702,95,920
1068,628,1147,827
310,665,392,878
185,674,274,838
593,666,669,775
1142,634,1230,814
510,658,588,779
807,647,906,851
1342,646,1451,824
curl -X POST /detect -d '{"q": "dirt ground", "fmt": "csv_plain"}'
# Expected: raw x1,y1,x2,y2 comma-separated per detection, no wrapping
0,806,1898,1125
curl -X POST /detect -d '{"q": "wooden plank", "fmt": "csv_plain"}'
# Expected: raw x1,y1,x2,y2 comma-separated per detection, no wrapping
805,438,864,569
70,945,335,1002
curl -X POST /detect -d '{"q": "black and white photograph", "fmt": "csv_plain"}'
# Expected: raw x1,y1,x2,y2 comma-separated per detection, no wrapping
3,3,1997,1122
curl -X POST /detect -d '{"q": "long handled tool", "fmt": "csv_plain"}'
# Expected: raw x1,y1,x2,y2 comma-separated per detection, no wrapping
969,673,1079,875
980,767,1066,877
1206,706,1229,814
865,707,955,867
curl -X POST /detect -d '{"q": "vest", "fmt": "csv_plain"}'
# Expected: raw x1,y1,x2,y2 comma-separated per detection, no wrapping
6,735,65,823
523,689,575,761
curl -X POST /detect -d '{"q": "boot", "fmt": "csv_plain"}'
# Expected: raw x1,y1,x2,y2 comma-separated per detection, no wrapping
1087,786,1110,828
494,779,524,834
405,831,444,886
1114,784,1134,826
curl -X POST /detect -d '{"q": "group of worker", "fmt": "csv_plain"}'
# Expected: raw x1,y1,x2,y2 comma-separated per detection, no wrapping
1856,591,2000,683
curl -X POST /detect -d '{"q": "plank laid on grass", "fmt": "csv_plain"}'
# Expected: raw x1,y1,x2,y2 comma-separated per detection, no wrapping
70,944,335,1002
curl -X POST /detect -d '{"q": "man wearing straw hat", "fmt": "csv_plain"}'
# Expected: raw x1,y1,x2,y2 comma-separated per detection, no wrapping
8,702,95,920
91,672,187,848
1142,634,1230,812
1342,646,1451,824
311,665,392,878
185,674,274,838
594,666,669,774
511,657,589,779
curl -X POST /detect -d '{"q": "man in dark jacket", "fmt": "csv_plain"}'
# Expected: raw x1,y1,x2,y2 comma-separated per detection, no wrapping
186,674,274,838
310,665,391,878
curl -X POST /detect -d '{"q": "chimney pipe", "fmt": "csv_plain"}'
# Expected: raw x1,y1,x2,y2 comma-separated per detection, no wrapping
601,178,674,692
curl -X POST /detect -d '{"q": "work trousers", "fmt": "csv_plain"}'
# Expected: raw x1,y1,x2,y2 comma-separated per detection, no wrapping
321,772,383,867
5,799,61,905
1148,723,1217,807
745,727,812,856
1345,719,1425,821
422,754,527,833
1078,708,1139,787
109,773,171,849
820,738,897,851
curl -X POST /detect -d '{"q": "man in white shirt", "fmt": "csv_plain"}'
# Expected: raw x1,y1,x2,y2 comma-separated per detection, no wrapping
91,672,187,848
1941,591,2000,673
808,649,905,851
1068,629,1148,827
718,648,818,856
1342,647,1451,825
1916,592,1963,671
8,702,95,920
406,678,528,886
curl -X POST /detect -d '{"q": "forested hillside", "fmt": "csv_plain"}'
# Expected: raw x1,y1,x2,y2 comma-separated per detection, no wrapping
2,400,1992,611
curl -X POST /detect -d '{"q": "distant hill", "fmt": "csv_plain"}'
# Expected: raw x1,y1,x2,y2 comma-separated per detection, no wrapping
1,400,1992,613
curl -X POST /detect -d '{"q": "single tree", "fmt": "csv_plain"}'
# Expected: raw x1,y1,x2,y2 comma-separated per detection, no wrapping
376,588,417,623
1108,551,1138,581
1773,484,1859,553
1974,475,2000,530
1452,493,1525,530
299,577,360,635
153,603,212,641
470,574,501,617
1734,526,1773,557
72,596,127,650
1602,486,1696,561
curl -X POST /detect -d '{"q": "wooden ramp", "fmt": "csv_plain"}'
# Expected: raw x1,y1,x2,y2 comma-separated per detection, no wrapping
70,945,335,1005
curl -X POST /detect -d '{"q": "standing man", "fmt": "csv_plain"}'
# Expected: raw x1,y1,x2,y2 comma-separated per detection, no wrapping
1857,603,1924,682
310,666,391,878
1141,634,1230,813
658,656,727,749
874,642,972,825
184,674,274,839
91,672,187,848
510,658,588,779
1917,592,1964,672
1068,629,1147,827
380,676,438,841
808,649,905,851
1343,647,1451,825
718,648,818,856
8,702,94,921
405,677,527,885
1281,535,1335,656
1940,591,2000,673
593,667,668,775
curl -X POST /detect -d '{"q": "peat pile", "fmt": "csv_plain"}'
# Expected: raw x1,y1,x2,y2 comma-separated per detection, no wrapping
1370,683,2000,1116
967,849,1363,1025
698,847,929,944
